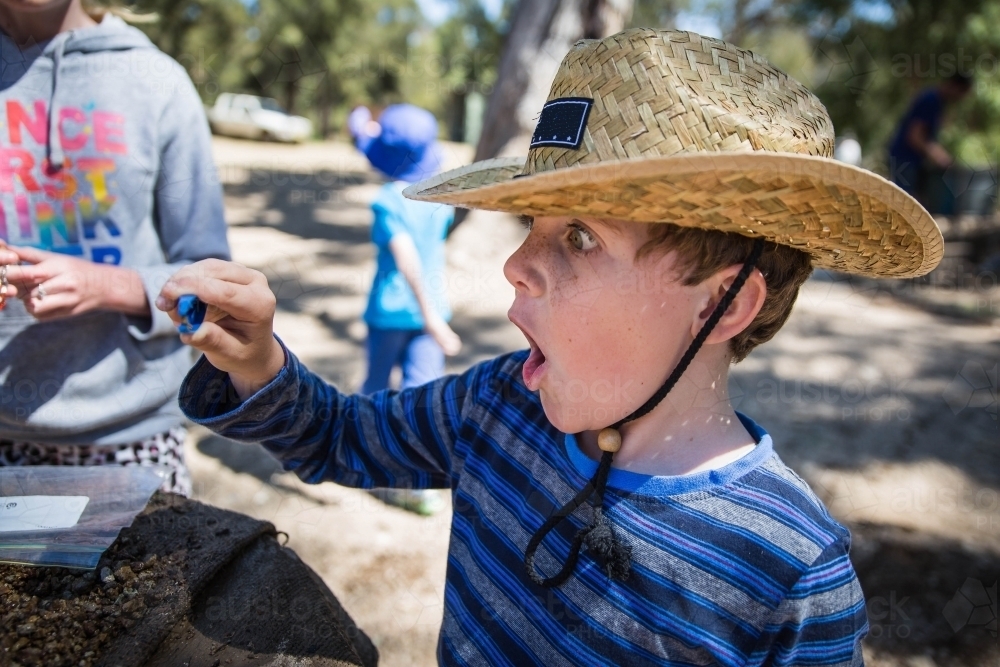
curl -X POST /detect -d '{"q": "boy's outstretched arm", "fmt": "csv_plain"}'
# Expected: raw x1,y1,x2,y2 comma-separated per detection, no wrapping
157,260,477,489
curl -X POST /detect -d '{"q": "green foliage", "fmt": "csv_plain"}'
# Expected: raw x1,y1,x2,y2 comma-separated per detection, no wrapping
118,0,509,139
630,0,1000,172
123,0,1000,161
121,0,252,98
630,0,688,28
413,0,510,140
785,0,1000,170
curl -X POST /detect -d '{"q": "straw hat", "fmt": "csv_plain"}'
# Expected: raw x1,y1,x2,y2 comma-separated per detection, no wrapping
405,29,942,278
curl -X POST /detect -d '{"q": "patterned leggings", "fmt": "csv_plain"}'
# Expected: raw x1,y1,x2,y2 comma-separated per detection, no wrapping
0,425,192,496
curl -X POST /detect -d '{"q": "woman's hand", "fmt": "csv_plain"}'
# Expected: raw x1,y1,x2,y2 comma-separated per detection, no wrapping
0,243,22,303
156,259,284,400
6,246,149,320
425,314,462,356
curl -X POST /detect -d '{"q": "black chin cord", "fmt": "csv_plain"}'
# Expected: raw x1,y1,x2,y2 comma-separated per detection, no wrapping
524,238,766,587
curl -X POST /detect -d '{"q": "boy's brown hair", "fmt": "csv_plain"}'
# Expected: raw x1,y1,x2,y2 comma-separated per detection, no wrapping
637,224,813,363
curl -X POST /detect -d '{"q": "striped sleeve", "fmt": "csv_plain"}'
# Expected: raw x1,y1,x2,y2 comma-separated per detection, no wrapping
179,337,483,490
748,538,868,666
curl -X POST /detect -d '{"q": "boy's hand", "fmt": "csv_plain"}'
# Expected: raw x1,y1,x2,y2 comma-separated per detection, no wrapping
156,260,284,400
425,315,462,356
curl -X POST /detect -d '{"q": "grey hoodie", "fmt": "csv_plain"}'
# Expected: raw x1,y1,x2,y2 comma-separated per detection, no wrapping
0,16,230,445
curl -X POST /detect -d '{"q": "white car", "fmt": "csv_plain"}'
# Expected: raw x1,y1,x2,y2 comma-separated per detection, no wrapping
207,93,312,143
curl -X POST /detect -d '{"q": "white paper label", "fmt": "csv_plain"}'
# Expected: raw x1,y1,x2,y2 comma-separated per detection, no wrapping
0,495,90,532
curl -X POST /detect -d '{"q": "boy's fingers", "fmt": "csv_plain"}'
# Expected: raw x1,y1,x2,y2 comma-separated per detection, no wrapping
161,275,272,322
156,260,254,306
179,321,244,360
165,260,256,291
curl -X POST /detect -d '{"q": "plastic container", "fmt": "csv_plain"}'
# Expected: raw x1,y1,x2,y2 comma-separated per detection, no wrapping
0,466,164,568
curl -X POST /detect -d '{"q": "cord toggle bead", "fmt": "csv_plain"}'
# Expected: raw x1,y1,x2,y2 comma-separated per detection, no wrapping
597,427,622,453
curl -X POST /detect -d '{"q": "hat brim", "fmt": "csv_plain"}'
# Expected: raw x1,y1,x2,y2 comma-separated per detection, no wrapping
366,140,443,183
403,153,942,279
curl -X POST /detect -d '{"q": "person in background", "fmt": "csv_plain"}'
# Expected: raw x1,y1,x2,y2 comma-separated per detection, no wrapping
348,103,459,515
0,0,230,495
888,72,973,199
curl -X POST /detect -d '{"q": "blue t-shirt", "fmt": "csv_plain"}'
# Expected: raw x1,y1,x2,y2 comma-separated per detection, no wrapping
888,87,943,167
363,182,454,330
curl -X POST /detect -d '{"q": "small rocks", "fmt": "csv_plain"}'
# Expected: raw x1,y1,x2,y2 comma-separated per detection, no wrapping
1,546,173,667
113,564,136,583
121,597,146,618
71,578,94,595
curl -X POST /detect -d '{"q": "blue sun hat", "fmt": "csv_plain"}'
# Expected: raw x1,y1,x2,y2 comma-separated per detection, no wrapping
349,104,443,183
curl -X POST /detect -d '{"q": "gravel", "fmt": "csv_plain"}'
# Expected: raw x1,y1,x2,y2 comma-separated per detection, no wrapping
0,535,180,667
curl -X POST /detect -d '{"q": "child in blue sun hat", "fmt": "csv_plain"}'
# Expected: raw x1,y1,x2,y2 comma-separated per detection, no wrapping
348,103,460,514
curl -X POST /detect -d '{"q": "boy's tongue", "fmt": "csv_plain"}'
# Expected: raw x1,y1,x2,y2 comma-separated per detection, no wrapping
522,340,547,390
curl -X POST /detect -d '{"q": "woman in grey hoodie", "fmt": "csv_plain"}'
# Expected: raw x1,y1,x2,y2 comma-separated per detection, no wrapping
0,0,230,494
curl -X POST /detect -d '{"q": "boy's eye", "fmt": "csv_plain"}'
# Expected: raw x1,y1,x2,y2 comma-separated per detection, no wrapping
567,224,598,251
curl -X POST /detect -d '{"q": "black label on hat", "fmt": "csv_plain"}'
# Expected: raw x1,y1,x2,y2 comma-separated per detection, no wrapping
529,97,593,150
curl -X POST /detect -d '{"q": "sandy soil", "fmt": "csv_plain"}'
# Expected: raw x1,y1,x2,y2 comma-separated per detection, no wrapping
185,136,1000,667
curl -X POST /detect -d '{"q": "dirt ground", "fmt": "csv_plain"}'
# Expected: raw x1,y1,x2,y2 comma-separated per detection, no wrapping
185,137,1000,667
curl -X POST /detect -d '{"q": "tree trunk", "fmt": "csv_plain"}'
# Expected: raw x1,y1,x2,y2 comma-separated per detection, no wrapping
472,0,633,163
449,0,632,234
285,78,298,117
319,78,332,139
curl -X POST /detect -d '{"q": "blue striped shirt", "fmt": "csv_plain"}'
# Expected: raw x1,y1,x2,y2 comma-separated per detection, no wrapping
180,343,868,666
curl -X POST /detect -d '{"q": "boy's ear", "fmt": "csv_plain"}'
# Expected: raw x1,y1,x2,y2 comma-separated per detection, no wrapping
693,265,767,346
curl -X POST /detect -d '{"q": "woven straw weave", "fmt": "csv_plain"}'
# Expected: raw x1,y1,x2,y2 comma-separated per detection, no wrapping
527,30,834,176
406,28,942,279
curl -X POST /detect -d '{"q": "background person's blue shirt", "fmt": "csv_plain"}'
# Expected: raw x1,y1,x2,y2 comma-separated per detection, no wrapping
364,181,454,330
888,87,943,167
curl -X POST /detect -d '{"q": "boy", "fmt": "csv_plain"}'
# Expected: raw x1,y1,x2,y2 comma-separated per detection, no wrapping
349,103,460,514
347,103,462,391
159,30,942,666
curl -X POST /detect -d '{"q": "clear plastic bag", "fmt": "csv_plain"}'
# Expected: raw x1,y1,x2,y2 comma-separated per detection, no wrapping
0,465,164,569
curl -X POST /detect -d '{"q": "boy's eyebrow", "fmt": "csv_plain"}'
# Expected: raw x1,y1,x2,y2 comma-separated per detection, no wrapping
582,217,625,238
518,215,533,229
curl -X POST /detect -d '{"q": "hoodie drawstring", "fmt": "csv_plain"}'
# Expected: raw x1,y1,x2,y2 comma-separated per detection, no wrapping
47,33,70,170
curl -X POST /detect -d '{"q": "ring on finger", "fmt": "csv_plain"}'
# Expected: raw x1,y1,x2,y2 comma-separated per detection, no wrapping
35,283,46,300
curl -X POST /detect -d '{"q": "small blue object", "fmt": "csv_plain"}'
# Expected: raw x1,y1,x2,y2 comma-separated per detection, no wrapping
176,295,207,334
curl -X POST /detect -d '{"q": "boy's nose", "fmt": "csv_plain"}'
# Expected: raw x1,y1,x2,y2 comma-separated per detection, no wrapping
503,234,545,297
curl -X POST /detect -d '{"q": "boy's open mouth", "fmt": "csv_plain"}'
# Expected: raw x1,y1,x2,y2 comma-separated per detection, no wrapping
522,334,547,391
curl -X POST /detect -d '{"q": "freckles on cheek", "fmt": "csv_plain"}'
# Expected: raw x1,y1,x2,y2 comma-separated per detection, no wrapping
549,257,612,322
